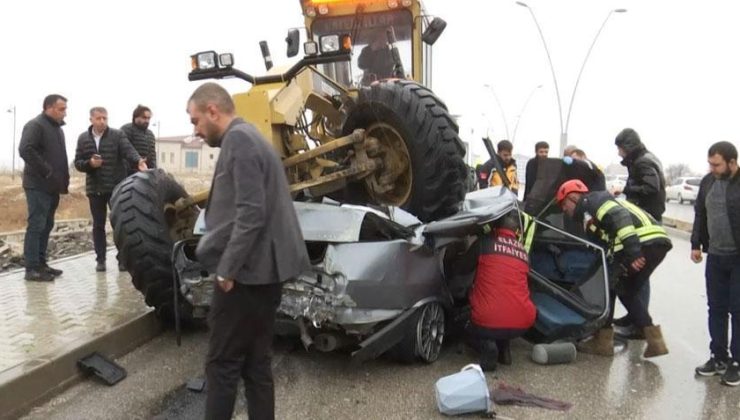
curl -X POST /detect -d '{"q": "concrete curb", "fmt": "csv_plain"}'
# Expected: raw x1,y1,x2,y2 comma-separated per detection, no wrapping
0,311,162,419
662,216,692,234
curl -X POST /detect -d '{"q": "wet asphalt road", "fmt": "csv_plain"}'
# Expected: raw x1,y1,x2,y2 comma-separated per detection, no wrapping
21,232,740,419
664,201,695,224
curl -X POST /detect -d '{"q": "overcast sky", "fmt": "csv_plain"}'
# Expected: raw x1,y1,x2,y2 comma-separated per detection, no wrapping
1,0,738,175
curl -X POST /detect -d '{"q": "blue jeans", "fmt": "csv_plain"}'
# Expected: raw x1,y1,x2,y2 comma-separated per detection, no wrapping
23,188,60,269
706,253,740,361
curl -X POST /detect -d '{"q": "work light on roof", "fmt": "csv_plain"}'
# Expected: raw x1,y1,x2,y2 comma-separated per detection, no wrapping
304,41,319,56
401,0,413,6
387,0,399,8
305,6,317,16
194,51,217,70
218,53,234,68
319,35,340,54
318,4,330,14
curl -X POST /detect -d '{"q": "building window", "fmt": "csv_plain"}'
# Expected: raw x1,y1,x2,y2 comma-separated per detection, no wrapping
185,151,199,169
161,152,165,164
170,152,175,164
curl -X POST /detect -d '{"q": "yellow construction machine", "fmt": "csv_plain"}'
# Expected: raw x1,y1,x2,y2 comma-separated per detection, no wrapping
110,0,468,318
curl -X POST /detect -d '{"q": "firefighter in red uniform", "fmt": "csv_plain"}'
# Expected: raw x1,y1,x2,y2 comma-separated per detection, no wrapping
468,210,537,371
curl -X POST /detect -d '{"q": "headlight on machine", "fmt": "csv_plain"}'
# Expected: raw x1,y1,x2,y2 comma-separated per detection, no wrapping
319,35,340,54
191,51,233,71
218,53,234,68
319,34,352,55
192,51,218,71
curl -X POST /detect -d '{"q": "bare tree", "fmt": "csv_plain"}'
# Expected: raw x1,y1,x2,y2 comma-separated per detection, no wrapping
665,163,693,184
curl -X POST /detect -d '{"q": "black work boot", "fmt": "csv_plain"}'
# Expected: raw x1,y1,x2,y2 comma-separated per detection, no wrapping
479,340,499,372
41,264,63,277
613,315,631,327
25,268,54,282
614,324,646,340
96,261,106,272
497,340,512,366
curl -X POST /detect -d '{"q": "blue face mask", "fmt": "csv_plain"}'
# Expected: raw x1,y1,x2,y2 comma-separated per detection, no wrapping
563,156,574,165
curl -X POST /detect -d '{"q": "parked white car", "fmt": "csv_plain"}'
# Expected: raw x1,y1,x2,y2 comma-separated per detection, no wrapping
666,176,701,204
605,174,628,195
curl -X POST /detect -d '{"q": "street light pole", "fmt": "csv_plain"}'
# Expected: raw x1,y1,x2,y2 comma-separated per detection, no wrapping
563,8,627,142
516,1,564,152
483,84,510,140
516,2,626,155
6,106,16,180
511,84,543,144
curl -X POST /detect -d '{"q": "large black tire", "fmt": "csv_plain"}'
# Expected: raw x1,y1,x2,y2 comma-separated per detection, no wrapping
342,80,468,222
110,169,196,320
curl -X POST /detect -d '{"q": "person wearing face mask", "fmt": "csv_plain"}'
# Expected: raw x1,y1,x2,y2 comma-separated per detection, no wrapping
74,107,147,272
692,141,740,386
121,105,157,174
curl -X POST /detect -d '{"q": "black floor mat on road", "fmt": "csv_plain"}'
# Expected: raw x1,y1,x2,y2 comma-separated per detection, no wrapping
77,352,127,385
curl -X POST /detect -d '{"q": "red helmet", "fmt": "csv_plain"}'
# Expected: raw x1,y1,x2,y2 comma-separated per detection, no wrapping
556,179,589,204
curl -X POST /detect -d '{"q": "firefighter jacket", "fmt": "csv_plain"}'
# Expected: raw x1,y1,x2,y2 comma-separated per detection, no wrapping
470,228,536,330
573,191,671,263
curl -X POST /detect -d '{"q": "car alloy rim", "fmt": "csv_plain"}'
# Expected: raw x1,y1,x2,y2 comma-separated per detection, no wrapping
416,302,445,362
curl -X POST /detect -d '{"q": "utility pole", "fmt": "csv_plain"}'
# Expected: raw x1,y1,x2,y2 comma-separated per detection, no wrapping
7,106,16,180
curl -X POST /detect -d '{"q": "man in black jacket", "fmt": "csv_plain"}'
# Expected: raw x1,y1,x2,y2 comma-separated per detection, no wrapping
523,141,549,201
121,105,157,174
74,107,146,271
612,128,666,338
692,141,740,386
18,94,70,282
613,128,666,221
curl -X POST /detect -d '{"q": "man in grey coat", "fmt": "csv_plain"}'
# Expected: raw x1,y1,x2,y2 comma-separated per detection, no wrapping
189,82,309,420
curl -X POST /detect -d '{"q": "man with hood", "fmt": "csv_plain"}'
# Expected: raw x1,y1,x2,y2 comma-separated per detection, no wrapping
612,128,666,339
613,128,666,221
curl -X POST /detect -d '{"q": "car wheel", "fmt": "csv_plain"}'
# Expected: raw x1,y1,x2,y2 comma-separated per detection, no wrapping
392,302,446,363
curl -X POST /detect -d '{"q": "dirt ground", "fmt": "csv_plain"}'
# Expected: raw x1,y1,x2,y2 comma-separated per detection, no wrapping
0,171,211,233
0,170,212,271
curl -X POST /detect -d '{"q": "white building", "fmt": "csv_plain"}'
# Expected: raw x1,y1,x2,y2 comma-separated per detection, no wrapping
156,135,220,174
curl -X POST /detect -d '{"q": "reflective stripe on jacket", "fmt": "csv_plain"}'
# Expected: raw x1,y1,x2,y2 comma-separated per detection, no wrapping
576,191,671,262
520,212,536,253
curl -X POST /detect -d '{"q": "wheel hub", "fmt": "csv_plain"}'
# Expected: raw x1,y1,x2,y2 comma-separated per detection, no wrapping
363,122,412,206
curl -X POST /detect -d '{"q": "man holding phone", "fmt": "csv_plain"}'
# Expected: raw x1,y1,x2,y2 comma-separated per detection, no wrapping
74,107,147,271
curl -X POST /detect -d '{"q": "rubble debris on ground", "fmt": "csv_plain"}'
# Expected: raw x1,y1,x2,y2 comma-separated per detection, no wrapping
0,220,111,273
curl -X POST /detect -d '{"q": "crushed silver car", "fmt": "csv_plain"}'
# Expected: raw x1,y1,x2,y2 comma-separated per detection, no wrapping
173,187,611,363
